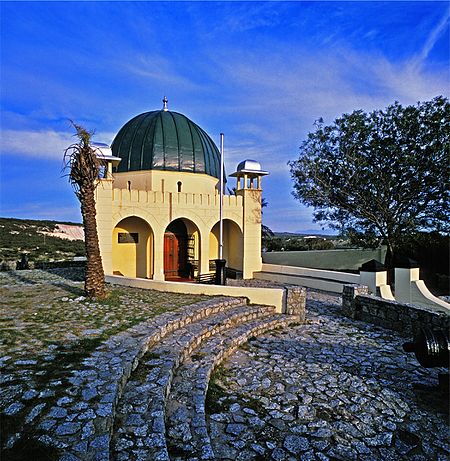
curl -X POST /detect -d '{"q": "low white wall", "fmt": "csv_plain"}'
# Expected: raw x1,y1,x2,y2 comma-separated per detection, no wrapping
395,267,450,312
255,263,360,293
105,275,285,313
411,280,450,312
261,264,360,283
262,247,386,271
255,272,342,293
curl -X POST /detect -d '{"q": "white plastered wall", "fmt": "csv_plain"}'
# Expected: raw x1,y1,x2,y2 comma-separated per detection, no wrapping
395,268,450,311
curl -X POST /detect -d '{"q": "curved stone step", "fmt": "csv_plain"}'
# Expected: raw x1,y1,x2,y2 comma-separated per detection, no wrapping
165,314,302,461
36,296,246,461
111,304,276,461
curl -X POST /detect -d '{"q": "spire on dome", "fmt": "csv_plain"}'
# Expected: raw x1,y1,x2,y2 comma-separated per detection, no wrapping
162,96,168,111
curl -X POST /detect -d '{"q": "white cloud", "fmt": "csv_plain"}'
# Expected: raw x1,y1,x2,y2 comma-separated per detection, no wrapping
123,54,202,92
204,42,448,176
411,8,450,70
225,142,289,175
1,129,72,159
220,3,284,33
1,129,116,159
215,45,448,120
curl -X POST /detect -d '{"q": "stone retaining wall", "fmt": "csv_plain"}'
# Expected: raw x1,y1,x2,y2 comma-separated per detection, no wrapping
284,286,306,320
226,279,306,319
342,285,450,336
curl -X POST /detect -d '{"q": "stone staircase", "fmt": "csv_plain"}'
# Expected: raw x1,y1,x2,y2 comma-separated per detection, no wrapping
110,300,300,461
39,296,302,461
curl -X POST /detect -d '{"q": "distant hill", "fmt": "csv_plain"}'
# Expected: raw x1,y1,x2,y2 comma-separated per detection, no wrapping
0,217,85,268
274,231,338,239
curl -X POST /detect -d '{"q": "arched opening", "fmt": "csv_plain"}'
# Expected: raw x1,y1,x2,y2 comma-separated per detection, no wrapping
113,216,153,278
210,219,243,276
164,218,200,280
177,181,182,192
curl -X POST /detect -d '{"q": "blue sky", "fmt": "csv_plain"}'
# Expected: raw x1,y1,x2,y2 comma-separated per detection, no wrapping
1,1,449,233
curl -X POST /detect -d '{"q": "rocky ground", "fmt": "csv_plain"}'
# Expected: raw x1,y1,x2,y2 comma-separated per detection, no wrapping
0,269,448,461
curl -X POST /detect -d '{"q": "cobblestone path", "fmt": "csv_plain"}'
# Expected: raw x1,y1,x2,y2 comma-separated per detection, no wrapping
206,291,449,461
1,270,448,461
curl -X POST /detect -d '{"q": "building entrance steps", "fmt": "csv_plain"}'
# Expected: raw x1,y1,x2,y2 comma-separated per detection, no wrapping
111,303,301,460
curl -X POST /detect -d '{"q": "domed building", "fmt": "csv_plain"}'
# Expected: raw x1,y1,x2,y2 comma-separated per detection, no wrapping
95,98,268,282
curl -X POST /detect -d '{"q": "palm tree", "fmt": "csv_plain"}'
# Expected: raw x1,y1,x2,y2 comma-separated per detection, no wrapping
64,122,106,298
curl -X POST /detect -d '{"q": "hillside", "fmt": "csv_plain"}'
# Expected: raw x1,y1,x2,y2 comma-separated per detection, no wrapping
0,217,85,268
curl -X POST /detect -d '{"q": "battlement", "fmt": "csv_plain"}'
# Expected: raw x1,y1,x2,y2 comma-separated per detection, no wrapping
111,188,243,209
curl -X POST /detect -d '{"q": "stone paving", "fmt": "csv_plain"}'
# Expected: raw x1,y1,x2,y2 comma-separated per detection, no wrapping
1,269,448,461
0,269,209,459
112,303,298,461
206,290,449,461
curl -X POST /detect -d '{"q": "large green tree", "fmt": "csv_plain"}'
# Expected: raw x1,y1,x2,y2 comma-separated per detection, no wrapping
64,123,106,298
289,96,450,267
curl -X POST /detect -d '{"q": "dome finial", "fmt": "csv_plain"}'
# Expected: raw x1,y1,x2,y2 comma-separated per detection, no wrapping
162,96,168,111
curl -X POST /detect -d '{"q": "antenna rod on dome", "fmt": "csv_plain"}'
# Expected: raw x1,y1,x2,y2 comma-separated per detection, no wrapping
219,133,224,261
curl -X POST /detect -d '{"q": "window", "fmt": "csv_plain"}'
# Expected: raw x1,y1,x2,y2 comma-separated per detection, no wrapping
177,181,182,192
118,232,139,243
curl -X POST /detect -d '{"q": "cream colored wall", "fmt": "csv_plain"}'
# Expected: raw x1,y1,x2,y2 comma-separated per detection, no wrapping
261,264,360,283
238,188,263,278
209,226,219,263
209,220,244,271
113,170,219,194
112,217,153,278
360,271,387,295
395,268,450,311
95,179,114,275
224,220,244,270
108,178,244,279
106,274,285,313
256,263,360,293
96,168,265,281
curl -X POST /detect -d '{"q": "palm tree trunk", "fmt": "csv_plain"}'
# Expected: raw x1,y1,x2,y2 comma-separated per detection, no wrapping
80,184,105,298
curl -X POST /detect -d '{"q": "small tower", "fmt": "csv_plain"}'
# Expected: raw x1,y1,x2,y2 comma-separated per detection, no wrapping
91,142,121,275
230,160,269,278
91,142,121,179
230,159,269,192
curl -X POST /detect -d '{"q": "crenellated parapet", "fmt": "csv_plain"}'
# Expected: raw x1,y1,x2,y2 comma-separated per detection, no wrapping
111,188,243,210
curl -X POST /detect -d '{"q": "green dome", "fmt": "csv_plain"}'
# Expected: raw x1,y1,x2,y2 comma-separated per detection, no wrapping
111,109,221,178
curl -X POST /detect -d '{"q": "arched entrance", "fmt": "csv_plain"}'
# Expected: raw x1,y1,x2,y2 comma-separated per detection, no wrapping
164,218,200,280
210,219,243,275
113,216,153,278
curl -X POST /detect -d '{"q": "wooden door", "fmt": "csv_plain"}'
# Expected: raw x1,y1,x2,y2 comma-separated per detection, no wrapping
164,232,178,277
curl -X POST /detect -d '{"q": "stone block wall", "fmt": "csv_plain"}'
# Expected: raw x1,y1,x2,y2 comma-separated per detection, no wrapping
342,285,369,318
226,279,306,319
284,286,306,320
342,284,450,337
